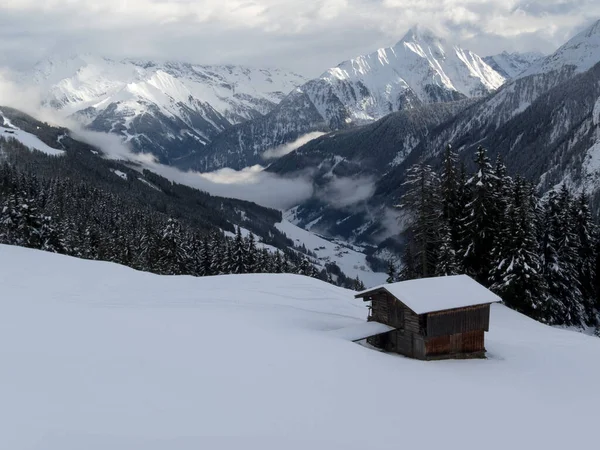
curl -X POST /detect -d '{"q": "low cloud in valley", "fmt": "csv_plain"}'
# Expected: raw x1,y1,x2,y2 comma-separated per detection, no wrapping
262,132,326,160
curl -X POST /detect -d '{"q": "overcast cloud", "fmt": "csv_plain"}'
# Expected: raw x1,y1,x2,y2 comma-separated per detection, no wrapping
0,1,599,76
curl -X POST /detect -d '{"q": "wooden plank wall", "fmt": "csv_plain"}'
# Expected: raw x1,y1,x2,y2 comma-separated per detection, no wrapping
425,330,485,356
426,304,490,337
369,291,425,358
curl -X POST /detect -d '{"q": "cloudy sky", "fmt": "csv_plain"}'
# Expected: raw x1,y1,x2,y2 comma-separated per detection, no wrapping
0,0,599,77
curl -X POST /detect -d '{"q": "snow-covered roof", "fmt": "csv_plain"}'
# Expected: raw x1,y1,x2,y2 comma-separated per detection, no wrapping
355,275,502,315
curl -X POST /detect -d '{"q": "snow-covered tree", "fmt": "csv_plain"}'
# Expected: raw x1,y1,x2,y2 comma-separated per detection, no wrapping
399,162,441,278
490,179,547,317
461,146,498,283
440,144,461,243
245,232,257,273
157,218,190,275
198,237,212,276
231,226,247,274
572,191,598,324
435,223,459,276
386,260,397,283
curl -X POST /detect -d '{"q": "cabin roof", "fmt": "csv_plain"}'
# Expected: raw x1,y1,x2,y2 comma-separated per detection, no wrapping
355,275,502,315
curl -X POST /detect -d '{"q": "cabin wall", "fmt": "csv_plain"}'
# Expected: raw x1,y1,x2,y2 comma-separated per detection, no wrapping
425,330,485,359
368,291,425,359
426,304,490,337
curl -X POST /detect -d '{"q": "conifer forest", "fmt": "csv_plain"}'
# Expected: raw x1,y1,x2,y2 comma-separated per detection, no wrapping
398,145,600,327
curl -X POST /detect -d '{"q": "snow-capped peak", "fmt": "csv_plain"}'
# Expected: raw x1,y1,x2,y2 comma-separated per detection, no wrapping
304,25,504,124
521,19,600,77
395,24,447,48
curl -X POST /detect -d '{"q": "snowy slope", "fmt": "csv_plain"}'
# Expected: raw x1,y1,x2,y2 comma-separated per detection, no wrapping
33,55,306,124
303,25,504,124
522,19,600,77
0,112,64,156
1,245,598,450
275,218,387,287
483,51,544,79
25,55,306,163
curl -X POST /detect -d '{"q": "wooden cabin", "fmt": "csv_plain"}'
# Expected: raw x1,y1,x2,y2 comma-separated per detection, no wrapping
354,275,501,360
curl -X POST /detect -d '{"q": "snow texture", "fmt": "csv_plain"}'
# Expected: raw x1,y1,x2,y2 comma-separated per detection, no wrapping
327,321,395,341
110,169,128,180
304,25,505,124
483,51,544,79
358,275,502,314
0,113,64,156
0,245,598,450
522,19,600,77
28,55,306,126
276,217,387,287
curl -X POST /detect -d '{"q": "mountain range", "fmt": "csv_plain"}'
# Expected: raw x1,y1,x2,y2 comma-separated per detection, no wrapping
27,56,306,164
266,19,600,249
184,26,511,171
19,26,527,170
6,21,600,259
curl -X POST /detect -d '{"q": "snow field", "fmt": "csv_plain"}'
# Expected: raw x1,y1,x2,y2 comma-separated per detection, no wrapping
0,114,64,156
276,218,387,287
0,244,598,450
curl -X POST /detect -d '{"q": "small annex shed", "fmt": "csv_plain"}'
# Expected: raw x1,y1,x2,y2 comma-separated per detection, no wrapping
354,275,501,360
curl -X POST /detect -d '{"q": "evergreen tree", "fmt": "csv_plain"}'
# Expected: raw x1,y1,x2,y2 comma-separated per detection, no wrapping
223,240,234,275
273,250,283,273
572,191,598,325
398,243,418,281
158,218,190,275
554,185,585,325
440,144,460,243
17,197,44,249
39,214,65,253
297,257,313,276
0,193,20,245
353,276,366,291
258,248,272,273
245,232,257,273
282,252,291,273
435,223,460,276
209,232,225,275
138,220,160,272
386,260,397,283
539,190,567,322
199,237,212,276
399,162,441,278
231,226,247,274
461,146,498,283
454,162,472,272
490,179,547,316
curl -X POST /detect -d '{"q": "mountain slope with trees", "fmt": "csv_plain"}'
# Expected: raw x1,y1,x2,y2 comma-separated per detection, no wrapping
267,20,600,245
0,107,362,289
398,145,600,328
